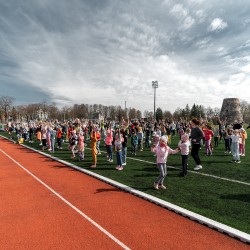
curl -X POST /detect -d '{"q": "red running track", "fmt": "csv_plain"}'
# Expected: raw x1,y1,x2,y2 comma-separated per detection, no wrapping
0,137,249,249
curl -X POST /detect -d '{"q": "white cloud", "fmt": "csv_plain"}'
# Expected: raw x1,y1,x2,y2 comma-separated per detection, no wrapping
170,4,188,18
208,18,228,32
241,64,250,73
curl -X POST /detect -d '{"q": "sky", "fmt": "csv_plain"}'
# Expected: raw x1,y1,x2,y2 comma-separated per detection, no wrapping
1,0,250,113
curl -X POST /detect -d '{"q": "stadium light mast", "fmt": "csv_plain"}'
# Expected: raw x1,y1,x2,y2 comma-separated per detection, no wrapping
152,81,158,121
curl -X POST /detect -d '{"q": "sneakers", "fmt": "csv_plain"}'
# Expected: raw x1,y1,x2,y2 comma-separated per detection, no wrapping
90,165,96,168
194,165,202,170
153,182,159,190
159,184,166,189
122,162,126,166
236,160,241,163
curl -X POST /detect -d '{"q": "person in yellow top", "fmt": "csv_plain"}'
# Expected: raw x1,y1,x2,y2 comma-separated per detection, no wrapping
239,128,247,156
90,127,98,168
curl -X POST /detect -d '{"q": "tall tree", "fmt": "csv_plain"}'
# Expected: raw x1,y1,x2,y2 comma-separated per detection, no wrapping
0,95,15,122
156,107,163,122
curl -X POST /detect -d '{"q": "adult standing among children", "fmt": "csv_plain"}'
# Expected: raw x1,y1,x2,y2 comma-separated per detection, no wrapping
190,118,204,171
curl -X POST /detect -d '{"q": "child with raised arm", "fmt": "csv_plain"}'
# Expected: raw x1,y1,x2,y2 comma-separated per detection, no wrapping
151,136,179,190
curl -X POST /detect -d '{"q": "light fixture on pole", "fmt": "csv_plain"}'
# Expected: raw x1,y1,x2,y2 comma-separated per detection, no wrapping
152,81,158,120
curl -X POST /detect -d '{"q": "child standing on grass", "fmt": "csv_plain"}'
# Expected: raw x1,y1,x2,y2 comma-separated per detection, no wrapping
239,128,247,156
131,131,139,155
90,128,98,168
114,133,124,170
204,124,214,156
50,128,56,153
105,128,113,162
178,133,190,177
224,128,232,154
96,129,102,155
77,131,85,161
230,129,241,163
121,127,128,166
151,136,179,190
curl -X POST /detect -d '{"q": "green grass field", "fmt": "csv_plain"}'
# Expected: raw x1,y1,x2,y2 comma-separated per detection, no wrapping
2,131,250,235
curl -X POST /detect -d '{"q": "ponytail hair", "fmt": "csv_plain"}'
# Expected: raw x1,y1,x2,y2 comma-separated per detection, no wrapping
191,118,200,126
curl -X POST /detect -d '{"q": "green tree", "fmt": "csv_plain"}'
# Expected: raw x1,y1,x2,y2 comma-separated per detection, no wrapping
156,107,163,122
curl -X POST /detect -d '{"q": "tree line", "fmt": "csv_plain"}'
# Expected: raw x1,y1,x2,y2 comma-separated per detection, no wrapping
1,95,250,123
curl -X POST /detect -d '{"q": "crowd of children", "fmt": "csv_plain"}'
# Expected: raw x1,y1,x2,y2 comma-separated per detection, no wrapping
6,117,248,190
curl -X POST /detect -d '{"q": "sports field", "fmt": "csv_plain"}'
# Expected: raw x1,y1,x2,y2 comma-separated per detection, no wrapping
0,131,249,248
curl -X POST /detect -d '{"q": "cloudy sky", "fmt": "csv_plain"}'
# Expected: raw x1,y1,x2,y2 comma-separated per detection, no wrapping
1,0,250,113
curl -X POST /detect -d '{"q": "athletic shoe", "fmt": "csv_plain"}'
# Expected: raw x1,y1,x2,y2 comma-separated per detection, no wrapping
122,163,126,166
241,154,245,156
154,182,159,190
236,160,241,163
159,185,166,189
109,159,113,162
232,160,236,163
115,166,121,170
90,165,96,168
194,165,202,170
117,166,123,171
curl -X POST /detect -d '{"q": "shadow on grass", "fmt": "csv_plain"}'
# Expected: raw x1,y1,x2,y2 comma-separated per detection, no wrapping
220,194,250,203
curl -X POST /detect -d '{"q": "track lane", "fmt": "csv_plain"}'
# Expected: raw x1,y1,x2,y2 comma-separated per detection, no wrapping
0,138,249,249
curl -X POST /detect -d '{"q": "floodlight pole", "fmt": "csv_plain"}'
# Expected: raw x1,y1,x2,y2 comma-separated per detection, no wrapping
152,81,158,121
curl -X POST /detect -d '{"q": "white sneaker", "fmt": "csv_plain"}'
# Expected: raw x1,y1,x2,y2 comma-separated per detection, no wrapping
122,163,126,166
154,182,159,190
194,165,202,170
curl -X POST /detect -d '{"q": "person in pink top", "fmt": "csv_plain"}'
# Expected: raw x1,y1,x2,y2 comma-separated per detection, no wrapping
151,136,179,190
105,128,113,162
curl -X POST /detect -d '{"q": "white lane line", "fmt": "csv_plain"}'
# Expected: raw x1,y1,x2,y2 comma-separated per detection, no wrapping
0,148,131,250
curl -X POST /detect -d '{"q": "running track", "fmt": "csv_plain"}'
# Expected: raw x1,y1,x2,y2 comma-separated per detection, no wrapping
0,137,249,249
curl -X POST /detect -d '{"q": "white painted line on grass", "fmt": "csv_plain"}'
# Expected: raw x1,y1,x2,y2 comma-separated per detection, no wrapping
0,148,131,250
125,156,250,186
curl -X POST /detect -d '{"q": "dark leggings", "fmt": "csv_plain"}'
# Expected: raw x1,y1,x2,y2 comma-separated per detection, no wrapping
191,144,201,165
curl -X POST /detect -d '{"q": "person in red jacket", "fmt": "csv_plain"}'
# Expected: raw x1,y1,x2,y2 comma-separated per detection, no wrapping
204,124,214,156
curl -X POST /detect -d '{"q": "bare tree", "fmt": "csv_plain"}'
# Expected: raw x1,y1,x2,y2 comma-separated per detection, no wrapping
240,100,249,122
0,95,15,122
